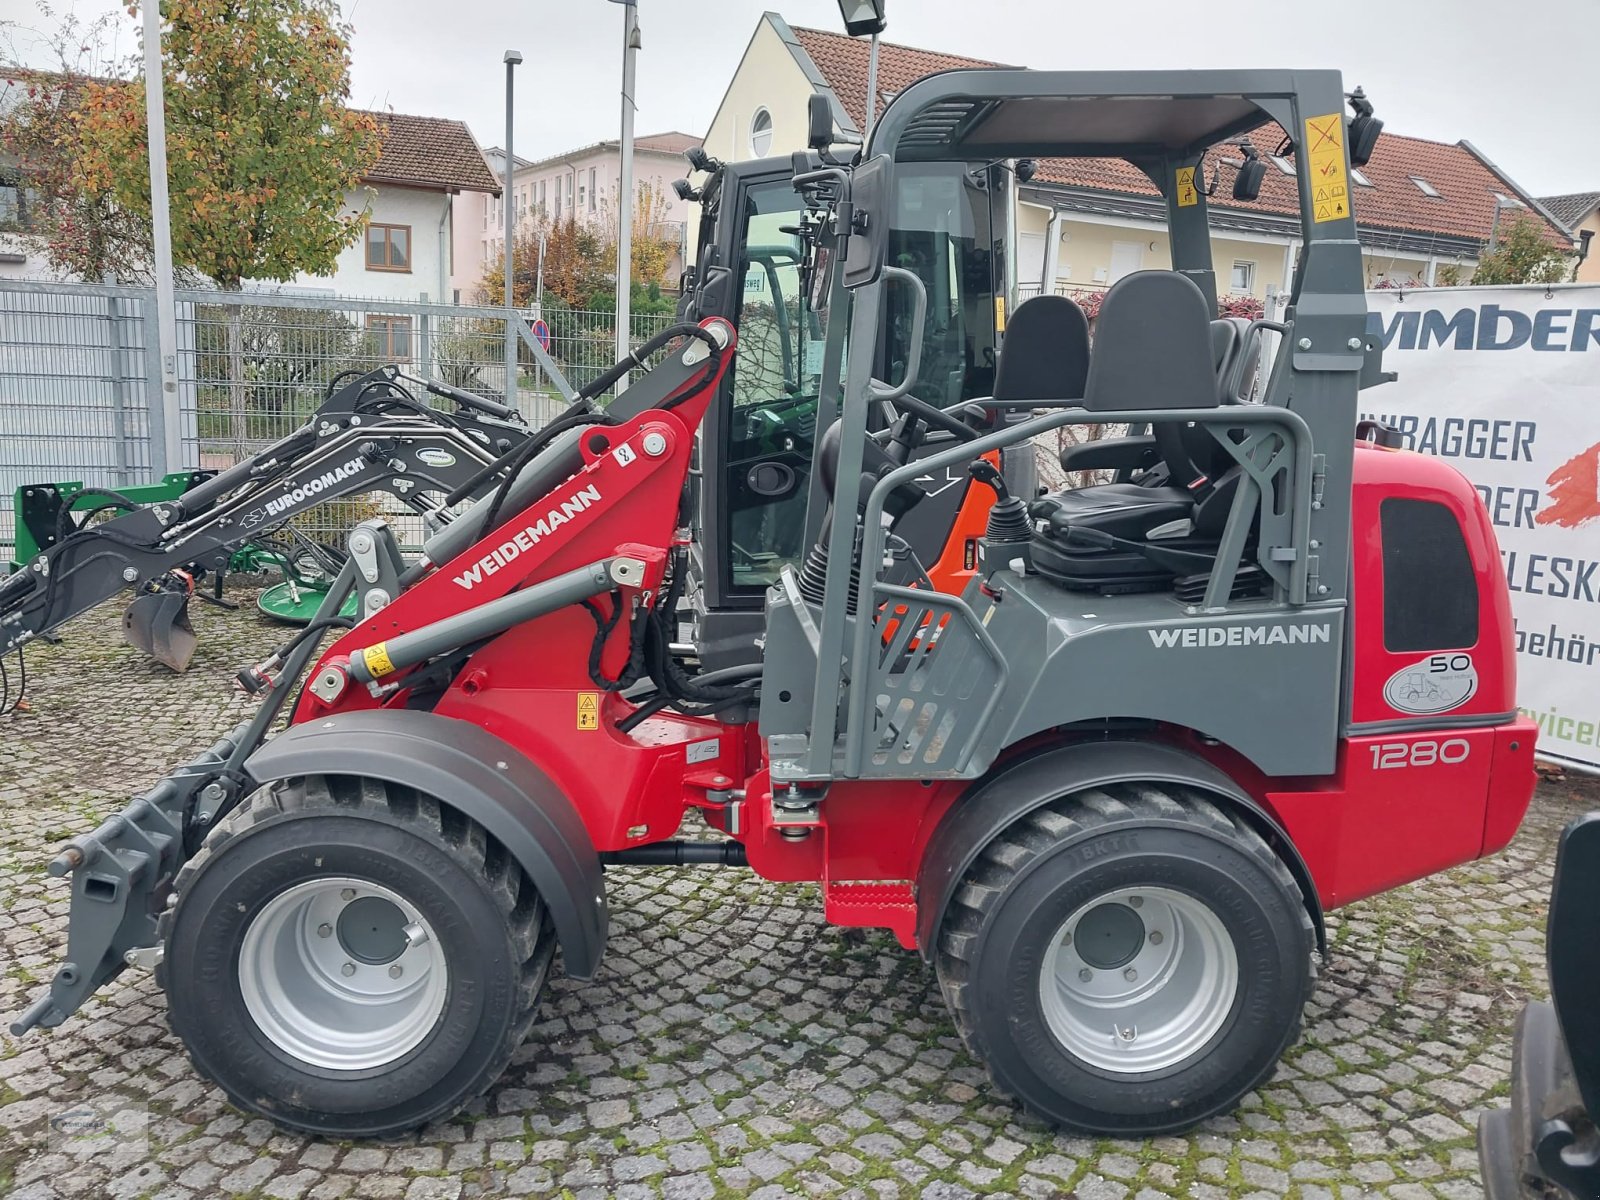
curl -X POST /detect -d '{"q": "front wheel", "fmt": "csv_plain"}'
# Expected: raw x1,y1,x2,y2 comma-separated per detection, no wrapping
936,784,1315,1135
158,775,554,1138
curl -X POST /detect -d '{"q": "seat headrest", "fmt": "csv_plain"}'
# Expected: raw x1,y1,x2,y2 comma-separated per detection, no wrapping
1083,271,1218,412
1210,316,1260,404
994,294,1089,404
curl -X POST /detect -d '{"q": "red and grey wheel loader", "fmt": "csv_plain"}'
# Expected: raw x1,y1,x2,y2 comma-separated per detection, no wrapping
14,69,1539,1141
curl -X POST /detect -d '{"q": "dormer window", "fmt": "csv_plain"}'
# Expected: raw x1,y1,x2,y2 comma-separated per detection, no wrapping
1350,168,1374,188
1410,176,1441,198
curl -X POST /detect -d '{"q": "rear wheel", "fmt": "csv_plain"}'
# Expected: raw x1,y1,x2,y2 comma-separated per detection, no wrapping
158,775,553,1138
936,783,1314,1135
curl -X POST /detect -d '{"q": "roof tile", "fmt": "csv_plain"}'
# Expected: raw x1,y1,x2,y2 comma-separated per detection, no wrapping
1537,191,1600,231
356,110,500,194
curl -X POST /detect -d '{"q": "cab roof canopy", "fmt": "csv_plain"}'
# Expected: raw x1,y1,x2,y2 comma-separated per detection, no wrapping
876,68,1324,162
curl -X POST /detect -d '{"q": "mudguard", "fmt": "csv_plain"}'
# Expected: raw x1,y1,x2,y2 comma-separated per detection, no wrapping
914,739,1326,960
246,709,608,979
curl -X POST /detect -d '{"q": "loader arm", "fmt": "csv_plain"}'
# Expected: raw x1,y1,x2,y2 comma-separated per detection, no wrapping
0,368,536,668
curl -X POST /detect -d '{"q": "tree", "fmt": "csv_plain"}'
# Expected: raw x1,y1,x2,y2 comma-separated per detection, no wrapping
1473,212,1573,286
478,215,611,309
0,5,159,281
626,180,677,288
71,0,381,445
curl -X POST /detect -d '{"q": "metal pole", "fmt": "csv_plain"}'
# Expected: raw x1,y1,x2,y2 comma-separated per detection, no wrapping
614,0,638,393
863,32,880,147
143,3,180,474
536,232,546,318
503,50,522,409
1487,197,1505,254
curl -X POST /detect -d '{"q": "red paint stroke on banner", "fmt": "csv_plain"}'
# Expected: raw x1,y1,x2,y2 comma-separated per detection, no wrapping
1537,440,1600,529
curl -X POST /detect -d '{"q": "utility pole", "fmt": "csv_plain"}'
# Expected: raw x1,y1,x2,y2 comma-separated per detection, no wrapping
503,50,523,410
611,0,639,393
142,3,180,474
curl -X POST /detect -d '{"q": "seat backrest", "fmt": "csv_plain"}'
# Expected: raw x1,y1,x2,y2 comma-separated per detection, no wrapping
993,294,1090,403
1083,271,1217,413
1209,316,1259,404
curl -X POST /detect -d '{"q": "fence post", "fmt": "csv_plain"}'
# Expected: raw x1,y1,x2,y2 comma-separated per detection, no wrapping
418,292,433,383
103,276,132,483
141,292,171,477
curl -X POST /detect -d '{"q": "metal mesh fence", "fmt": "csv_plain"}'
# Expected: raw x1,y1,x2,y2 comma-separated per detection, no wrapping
1,279,675,560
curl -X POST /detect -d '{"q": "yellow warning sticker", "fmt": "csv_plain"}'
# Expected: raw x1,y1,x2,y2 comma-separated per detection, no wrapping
1305,113,1350,223
576,691,600,731
362,642,395,678
1175,166,1198,207
994,295,1007,333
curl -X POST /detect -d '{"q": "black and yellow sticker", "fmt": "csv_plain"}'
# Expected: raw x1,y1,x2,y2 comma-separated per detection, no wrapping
362,642,395,678
1175,166,1198,207
1305,113,1350,223
577,691,600,731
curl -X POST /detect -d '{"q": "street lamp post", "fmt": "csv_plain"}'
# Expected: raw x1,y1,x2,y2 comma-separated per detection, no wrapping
503,49,523,410
610,0,639,393
142,2,181,474
836,1,887,145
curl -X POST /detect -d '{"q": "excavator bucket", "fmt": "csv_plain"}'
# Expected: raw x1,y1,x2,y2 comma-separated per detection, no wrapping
122,588,198,672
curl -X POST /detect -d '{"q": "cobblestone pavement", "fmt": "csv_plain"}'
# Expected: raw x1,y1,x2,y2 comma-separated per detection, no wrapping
1,598,1596,1200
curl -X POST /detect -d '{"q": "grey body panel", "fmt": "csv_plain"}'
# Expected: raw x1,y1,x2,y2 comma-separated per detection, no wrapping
913,739,1327,960
974,575,1345,778
246,709,608,980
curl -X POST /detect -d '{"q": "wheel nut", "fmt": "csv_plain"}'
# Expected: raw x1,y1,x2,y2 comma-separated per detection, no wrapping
1124,967,1138,982
341,962,356,977
317,923,333,938
1078,968,1093,982
1061,932,1072,946
1129,896,1143,909
402,922,429,948
388,964,403,979
1149,931,1164,946
340,888,356,902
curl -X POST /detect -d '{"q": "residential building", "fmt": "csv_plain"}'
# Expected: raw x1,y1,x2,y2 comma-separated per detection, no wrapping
292,110,500,321
1538,192,1600,283
699,13,1570,298
455,132,702,303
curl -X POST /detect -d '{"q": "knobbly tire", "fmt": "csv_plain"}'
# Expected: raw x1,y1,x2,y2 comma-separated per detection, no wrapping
157,775,554,1138
935,783,1315,1135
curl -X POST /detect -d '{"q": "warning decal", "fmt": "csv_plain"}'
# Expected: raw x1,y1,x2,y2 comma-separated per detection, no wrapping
577,691,600,730
1305,113,1350,223
362,642,395,678
1175,166,1198,207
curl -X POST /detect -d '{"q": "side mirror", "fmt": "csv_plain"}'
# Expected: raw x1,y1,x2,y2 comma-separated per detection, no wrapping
1233,154,1267,202
808,94,834,151
1346,87,1382,168
842,154,891,289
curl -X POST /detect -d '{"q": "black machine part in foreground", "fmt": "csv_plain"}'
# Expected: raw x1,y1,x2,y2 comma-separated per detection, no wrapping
1478,813,1600,1200
0,367,534,671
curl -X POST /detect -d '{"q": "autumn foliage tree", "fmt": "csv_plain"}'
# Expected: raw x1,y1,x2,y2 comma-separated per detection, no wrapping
1472,211,1573,286
69,0,380,445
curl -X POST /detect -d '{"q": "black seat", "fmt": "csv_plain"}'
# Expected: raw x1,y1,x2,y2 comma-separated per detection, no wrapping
994,294,1090,404
1029,271,1252,593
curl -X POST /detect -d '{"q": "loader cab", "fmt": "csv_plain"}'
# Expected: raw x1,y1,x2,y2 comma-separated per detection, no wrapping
682,153,1010,667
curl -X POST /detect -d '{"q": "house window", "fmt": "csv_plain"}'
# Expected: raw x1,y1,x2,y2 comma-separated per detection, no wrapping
1230,261,1256,293
750,107,773,157
578,178,586,209
367,315,413,361
589,167,597,212
366,223,411,271
1410,176,1441,198
1350,168,1374,188
1270,155,1295,176
539,180,546,212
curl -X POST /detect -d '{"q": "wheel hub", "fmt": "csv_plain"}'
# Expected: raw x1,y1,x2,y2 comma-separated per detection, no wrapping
1073,902,1145,970
337,895,409,964
1038,885,1238,1074
238,877,447,1071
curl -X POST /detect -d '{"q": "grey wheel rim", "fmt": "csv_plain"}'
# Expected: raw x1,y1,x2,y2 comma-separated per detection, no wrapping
1038,885,1238,1073
237,877,448,1071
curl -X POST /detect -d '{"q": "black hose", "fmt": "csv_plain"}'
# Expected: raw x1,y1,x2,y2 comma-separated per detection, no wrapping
54,488,142,542
577,323,723,403
473,408,619,540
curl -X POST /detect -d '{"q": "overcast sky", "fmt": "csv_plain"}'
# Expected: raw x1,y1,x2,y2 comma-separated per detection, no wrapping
3,0,1594,197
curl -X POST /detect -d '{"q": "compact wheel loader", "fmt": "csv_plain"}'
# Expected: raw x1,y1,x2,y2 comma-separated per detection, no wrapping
15,69,1538,1140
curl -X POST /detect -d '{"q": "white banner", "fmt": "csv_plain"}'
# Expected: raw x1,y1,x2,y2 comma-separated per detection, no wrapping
1363,285,1600,772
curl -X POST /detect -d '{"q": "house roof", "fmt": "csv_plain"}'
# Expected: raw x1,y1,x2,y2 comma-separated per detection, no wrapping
779,21,1567,253
356,110,500,194
1537,191,1600,231
513,132,704,176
